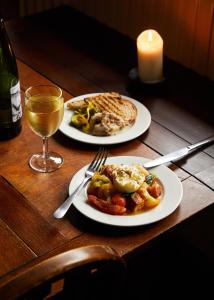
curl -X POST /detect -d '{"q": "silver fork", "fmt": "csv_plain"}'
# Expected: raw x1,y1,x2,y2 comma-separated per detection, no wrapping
53,147,108,219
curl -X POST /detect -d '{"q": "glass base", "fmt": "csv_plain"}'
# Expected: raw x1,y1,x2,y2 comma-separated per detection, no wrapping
29,152,63,173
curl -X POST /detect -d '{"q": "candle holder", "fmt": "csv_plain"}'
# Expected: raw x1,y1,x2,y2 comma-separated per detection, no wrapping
128,67,165,84
127,67,167,97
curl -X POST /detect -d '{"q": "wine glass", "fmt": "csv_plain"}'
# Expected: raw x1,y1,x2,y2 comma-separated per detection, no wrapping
25,85,64,173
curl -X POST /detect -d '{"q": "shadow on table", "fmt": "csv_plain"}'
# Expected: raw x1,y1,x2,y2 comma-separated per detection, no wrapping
67,203,214,300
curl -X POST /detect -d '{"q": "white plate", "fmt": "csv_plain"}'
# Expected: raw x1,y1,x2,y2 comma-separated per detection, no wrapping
59,93,151,145
69,156,183,227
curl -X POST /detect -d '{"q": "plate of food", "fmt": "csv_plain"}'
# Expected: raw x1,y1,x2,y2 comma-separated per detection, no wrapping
69,156,183,226
59,92,151,145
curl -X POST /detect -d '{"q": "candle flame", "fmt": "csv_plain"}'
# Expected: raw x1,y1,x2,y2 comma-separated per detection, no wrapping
148,30,153,42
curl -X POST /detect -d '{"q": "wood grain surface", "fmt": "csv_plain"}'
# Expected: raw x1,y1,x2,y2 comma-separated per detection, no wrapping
0,6,213,286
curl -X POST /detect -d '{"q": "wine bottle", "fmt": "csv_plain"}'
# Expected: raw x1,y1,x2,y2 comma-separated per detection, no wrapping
0,18,22,140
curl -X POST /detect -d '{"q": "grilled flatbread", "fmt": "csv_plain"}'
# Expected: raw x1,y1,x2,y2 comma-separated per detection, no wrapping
67,92,137,126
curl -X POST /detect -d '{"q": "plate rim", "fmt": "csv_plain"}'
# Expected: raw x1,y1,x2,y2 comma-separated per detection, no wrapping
59,93,151,145
69,155,183,227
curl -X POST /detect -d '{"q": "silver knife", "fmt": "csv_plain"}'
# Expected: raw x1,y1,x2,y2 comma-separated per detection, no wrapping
143,136,214,169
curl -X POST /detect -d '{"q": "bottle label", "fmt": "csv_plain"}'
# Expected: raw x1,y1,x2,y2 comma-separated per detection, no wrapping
10,81,22,122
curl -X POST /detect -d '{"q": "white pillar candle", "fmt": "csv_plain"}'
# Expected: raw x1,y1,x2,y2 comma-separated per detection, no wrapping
137,29,163,82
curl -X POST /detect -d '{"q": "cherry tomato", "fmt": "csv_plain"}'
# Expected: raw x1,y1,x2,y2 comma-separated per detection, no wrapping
147,182,162,198
111,193,126,207
88,195,126,215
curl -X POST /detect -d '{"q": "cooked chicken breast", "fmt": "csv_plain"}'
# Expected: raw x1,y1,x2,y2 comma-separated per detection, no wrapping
92,112,126,136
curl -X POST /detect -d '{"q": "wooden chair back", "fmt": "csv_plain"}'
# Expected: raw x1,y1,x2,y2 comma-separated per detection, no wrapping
0,245,126,300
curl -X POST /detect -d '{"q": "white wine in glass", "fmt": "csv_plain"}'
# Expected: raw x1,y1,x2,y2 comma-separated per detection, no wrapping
25,85,64,172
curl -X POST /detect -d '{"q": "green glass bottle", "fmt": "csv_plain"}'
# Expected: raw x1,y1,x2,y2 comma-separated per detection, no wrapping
0,18,22,140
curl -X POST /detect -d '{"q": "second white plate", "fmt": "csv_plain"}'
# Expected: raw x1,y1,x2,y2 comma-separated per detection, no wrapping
59,93,151,145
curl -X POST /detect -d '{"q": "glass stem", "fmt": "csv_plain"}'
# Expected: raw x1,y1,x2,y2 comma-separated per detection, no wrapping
42,137,49,162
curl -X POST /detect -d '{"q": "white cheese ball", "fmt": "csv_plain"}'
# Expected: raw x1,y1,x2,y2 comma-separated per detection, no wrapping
111,164,146,193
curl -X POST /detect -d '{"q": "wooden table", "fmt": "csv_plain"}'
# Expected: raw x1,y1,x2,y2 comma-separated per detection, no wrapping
0,6,213,294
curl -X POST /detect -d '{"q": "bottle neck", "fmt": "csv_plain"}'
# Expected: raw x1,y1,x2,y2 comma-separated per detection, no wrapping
0,18,18,77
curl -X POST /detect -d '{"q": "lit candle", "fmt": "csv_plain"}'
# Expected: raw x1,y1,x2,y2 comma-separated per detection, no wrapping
137,29,163,82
